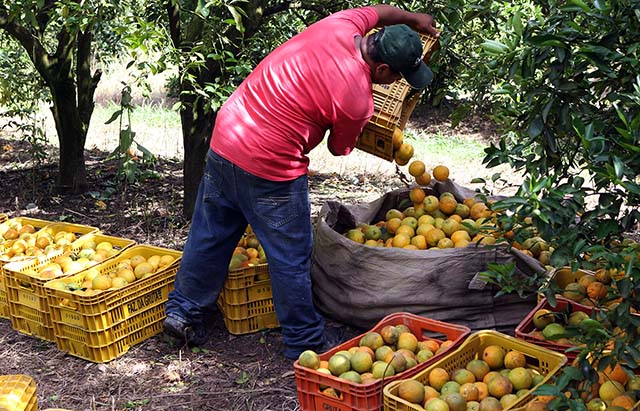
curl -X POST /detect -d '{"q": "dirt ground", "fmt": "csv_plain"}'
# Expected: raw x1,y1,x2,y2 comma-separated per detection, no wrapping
0,108,499,411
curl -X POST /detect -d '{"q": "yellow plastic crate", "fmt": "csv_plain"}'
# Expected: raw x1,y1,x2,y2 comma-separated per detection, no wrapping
53,302,166,363
0,217,61,262
0,374,38,411
0,217,55,319
0,288,8,319
216,264,279,335
4,233,124,341
44,245,182,362
45,244,181,331
356,33,439,161
383,330,567,411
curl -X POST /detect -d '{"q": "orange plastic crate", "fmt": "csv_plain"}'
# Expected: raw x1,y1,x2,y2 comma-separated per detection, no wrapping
515,296,600,362
0,374,38,411
356,34,439,161
294,312,470,411
383,330,567,411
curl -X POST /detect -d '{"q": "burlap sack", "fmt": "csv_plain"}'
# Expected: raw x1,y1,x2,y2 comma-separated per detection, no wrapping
311,180,544,334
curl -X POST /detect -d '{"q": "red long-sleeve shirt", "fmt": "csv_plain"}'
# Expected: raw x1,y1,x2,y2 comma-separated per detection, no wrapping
210,7,377,181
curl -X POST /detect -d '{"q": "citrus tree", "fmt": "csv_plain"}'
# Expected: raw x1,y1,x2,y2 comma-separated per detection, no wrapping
0,0,147,194
461,0,640,404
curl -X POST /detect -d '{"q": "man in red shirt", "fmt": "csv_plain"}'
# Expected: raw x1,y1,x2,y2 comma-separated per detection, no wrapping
165,5,439,359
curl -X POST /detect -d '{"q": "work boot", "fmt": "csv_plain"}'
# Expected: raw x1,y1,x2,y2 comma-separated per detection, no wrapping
284,326,346,360
163,314,209,346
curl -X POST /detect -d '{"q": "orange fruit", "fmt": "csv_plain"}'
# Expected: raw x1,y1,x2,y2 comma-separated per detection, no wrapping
423,195,440,212
437,238,454,249
460,382,479,401
602,363,630,385
392,127,404,150
380,325,399,345
586,281,607,300
599,380,625,401
421,339,441,353
474,381,489,400
392,233,411,248
466,359,491,381
470,203,492,219
387,218,402,234
409,160,426,177
411,235,428,250
397,332,419,352
416,224,436,237
611,394,636,410
504,350,526,369
482,345,506,369
439,196,458,215
396,224,415,238
416,172,432,186
454,204,470,218
428,367,450,391
410,187,426,204
395,143,414,164
487,374,513,398
451,230,471,243
425,228,446,247
398,379,425,404
441,218,460,237
433,165,449,181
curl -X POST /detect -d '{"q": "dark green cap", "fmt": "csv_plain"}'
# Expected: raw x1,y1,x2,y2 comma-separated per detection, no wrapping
374,24,433,89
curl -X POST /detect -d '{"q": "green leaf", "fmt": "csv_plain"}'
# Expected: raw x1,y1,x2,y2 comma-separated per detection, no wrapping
567,0,591,12
481,40,509,54
613,157,624,179
512,10,523,36
104,110,122,125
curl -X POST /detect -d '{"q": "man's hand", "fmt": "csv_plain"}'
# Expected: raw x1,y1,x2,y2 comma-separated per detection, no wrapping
373,5,440,37
412,13,439,37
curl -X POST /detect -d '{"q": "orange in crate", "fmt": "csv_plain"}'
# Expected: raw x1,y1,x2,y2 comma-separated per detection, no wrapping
4,233,134,341
382,330,567,411
294,312,470,411
43,244,182,362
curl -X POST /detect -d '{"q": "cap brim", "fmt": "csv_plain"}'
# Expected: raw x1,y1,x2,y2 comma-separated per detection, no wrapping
402,63,433,89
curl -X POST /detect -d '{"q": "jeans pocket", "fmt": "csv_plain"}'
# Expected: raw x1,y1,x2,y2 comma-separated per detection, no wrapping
202,159,223,200
255,195,299,228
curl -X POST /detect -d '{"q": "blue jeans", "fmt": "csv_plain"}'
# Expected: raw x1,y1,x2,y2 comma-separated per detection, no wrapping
166,149,325,357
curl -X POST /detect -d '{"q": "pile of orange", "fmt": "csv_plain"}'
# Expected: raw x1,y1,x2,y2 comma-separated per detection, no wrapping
297,323,455,395
344,183,498,250
395,345,548,411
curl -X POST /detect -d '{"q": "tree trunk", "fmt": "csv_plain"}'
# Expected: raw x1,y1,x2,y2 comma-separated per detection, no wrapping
180,98,216,218
50,82,89,194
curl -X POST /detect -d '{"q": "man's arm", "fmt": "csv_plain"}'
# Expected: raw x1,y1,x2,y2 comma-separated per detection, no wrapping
372,4,439,37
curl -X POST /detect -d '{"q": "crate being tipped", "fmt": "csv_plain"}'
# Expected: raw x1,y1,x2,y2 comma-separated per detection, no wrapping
356,33,439,162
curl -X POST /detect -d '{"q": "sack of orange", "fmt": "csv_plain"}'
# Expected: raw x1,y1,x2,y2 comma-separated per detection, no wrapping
343,159,499,251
